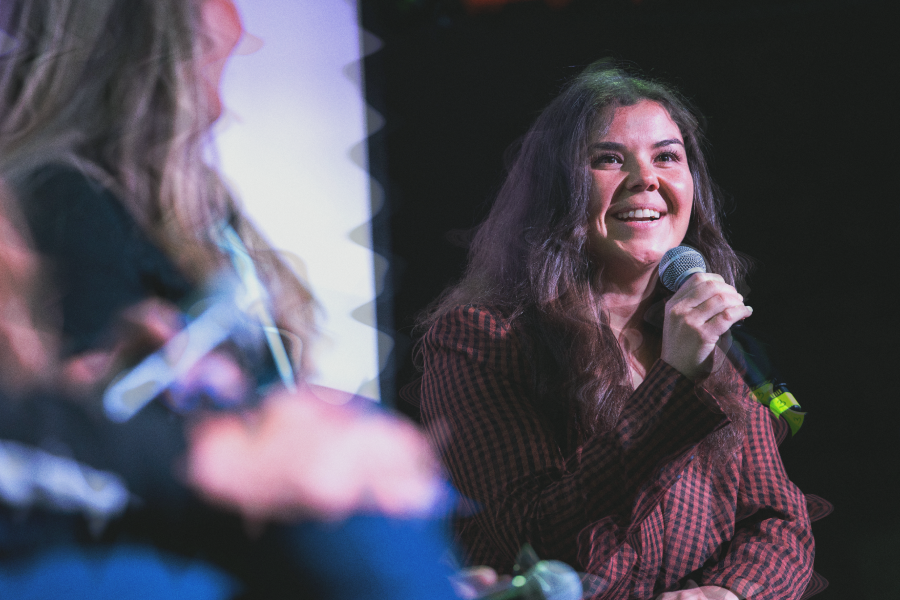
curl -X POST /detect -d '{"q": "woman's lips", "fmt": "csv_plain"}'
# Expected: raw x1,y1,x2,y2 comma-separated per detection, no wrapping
613,208,662,222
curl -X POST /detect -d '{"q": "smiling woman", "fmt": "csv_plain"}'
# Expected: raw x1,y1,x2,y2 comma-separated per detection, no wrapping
410,60,818,600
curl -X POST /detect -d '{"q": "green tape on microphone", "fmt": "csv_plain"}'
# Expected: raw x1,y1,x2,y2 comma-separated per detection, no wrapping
750,381,805,436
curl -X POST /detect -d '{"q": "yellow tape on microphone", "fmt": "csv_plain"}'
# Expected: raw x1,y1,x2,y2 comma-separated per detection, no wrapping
751,381,805,436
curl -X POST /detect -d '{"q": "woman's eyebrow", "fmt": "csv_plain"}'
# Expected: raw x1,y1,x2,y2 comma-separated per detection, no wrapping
589,139,684,151
589,141,625,151
653,138,684,148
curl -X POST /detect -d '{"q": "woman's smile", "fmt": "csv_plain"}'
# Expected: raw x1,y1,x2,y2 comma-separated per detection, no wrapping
612,207,662,222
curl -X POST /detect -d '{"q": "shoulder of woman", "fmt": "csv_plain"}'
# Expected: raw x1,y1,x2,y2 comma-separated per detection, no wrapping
21,162,113,201
427,303,519,342
421,304,537,380
16,163,128,231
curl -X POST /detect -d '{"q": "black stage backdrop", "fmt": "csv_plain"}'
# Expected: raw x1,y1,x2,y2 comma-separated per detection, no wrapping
362,1,897,597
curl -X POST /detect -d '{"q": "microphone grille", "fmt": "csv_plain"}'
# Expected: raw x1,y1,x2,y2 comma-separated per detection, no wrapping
659,245,707,292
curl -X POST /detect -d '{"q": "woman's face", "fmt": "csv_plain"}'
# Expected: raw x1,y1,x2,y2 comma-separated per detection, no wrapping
585,100,694,280
199,0,243,121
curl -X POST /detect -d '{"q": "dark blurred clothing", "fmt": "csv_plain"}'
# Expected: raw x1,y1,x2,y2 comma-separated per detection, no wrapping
0,392,238,599
0,390,460,599
17,165,193,356
1,165,460,600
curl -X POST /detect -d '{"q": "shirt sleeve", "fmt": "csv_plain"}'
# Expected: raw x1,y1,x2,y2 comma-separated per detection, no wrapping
18,165,192,354
419,305,729,576
697,400,814,599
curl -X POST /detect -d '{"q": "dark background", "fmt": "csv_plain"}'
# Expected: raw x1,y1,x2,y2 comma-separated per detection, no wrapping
362,0,897,597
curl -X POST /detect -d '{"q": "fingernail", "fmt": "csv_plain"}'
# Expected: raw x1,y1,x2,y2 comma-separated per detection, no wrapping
746,306,753,314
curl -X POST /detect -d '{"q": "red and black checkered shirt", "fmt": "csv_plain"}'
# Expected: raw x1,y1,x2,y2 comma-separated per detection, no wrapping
419,305,814,599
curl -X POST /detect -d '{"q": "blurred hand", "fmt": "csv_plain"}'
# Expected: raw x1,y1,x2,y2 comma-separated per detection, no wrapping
59,297,250,407
0,202,55,393
54,295,444,522
661,273,751,380
657,580,741,600
185,384,444,522
449,566,508,599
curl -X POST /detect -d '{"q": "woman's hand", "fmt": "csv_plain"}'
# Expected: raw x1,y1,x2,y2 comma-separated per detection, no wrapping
0,197,56,393
59,298,251,408
185,386,445,522
661,273,751,380
449,566,508,599
656,580,741,599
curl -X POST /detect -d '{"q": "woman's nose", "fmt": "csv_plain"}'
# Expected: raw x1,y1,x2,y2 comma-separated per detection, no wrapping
625,159,659,192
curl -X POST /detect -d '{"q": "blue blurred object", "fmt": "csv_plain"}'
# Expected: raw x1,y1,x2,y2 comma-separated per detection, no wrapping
0,545,239,600
284,514,460,600
1,392,464,600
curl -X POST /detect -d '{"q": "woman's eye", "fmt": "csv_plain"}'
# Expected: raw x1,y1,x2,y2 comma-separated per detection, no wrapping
655,151,680,163
591,154,621,167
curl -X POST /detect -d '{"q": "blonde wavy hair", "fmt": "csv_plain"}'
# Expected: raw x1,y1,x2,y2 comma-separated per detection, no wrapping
0,0,315,372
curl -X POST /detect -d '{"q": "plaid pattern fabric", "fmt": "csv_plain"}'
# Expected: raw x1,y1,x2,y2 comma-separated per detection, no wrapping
419,305,814,599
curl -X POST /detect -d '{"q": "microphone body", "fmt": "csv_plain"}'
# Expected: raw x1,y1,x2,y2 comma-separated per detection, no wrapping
657,246,805,435
479,560,583,600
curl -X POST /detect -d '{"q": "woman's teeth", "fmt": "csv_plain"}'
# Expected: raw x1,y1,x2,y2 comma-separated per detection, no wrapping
615,209,660,221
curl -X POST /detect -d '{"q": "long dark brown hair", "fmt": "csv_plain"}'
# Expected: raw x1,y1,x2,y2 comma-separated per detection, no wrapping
421,60,748,457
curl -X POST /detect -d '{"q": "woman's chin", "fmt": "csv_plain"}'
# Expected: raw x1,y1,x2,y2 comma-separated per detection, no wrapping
616,246,667,270
597,252,665,287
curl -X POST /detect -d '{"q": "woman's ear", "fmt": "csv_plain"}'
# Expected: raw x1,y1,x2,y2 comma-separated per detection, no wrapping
200,0,243,62
198,0,243,120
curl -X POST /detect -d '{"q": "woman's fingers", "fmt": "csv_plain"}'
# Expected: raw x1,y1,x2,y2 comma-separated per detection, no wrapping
168,350,251,411
656,585,741,600
668,286,747,339
705,303,752,332
449,567,503,599
668,272,724,302
59,298,185,393
675,275,741,308
693,292,750,337
185,387,444,522
662,273,750,380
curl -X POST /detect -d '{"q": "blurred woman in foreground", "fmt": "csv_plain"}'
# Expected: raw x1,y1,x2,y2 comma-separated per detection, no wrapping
0,1,455,598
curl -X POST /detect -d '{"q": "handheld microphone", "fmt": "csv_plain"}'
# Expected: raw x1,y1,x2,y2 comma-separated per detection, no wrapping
102,277,259,422
103,225,296,423
471,545,583,600
657,246,805,435
658,245,707,293
479,560,583,600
